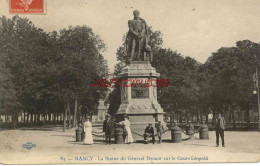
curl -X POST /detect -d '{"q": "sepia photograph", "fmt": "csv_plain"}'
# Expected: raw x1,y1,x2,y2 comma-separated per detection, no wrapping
0,0,260,164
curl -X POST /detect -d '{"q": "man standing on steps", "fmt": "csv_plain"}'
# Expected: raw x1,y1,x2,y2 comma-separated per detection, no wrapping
215,112,226,147
103,115,114,144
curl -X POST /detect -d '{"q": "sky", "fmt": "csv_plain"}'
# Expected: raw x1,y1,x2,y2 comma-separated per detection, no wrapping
1,0,260,72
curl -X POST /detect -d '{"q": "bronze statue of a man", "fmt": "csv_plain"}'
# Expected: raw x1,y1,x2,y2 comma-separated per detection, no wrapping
126,10,152,61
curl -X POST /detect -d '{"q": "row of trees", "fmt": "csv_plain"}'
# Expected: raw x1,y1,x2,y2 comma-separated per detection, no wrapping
0,16,259,129
0,16,108,130
201,40,259,126
108,28,260,126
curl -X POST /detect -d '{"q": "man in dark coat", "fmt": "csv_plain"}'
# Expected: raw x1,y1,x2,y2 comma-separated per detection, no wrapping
144,123,155,144
103,115,114,144
215,113,226,147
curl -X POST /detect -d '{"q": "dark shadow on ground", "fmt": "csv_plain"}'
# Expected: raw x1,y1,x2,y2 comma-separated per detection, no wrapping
210,145,221,147
134,140,145,144
159,139,172,143
68,141,85,145
182,137,191,141
182,137,200,141
134,140,172,144
93,139,106,143
67,140,113,145
183,144,208,147
67,140,79,145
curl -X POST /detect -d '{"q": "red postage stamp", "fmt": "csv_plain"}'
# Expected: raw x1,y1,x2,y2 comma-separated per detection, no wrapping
9,0,45,14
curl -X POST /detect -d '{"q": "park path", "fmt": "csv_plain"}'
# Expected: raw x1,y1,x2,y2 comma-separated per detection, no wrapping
0,126,259,164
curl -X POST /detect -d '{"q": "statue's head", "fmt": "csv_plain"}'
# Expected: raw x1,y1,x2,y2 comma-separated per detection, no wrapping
133,10,140,17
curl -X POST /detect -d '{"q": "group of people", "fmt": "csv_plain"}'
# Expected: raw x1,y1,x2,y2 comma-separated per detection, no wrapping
103,114,166,144
103,114,134,144
82,114,165,145
144,121,165,144
81,114,134,145
81,112,226,147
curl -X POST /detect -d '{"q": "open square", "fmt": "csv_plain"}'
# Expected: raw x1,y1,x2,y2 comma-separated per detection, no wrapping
0,126,260,164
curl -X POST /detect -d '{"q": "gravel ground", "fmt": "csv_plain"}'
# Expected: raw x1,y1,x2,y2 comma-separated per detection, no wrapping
0,126,259,164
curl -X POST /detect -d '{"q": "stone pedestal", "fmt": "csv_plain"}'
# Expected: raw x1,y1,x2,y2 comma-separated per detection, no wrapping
116,61,166,140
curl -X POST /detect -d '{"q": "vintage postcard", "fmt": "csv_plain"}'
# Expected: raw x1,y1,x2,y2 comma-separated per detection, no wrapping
0,0,260,164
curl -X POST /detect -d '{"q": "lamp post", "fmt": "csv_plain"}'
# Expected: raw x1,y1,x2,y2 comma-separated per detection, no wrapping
253,67,260,131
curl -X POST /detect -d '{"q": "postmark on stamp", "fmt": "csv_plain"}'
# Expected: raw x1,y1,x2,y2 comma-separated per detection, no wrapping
9,0,46,14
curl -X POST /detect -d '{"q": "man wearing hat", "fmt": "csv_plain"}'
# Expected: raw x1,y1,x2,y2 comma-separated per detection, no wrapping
215,112,226,147
103,114,114,144
144,123,155,144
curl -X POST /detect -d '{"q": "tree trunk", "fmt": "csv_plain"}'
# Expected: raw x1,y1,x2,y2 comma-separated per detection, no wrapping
60,113,62,122
78,106,82,124
73,99,78,127
35,114,37,123
26,113,29,123
246,109,250,130
30,113,33,124
68,102,71,129
12,111,18,129
63,104,68,132
37,113,40,123
172,112,175,124
229,111,232,123
48,113,51,122
5,114,7,123
23,112,26,123
212,110,215,126
197,111,200,124
54,112,57,124
232,110,236,129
